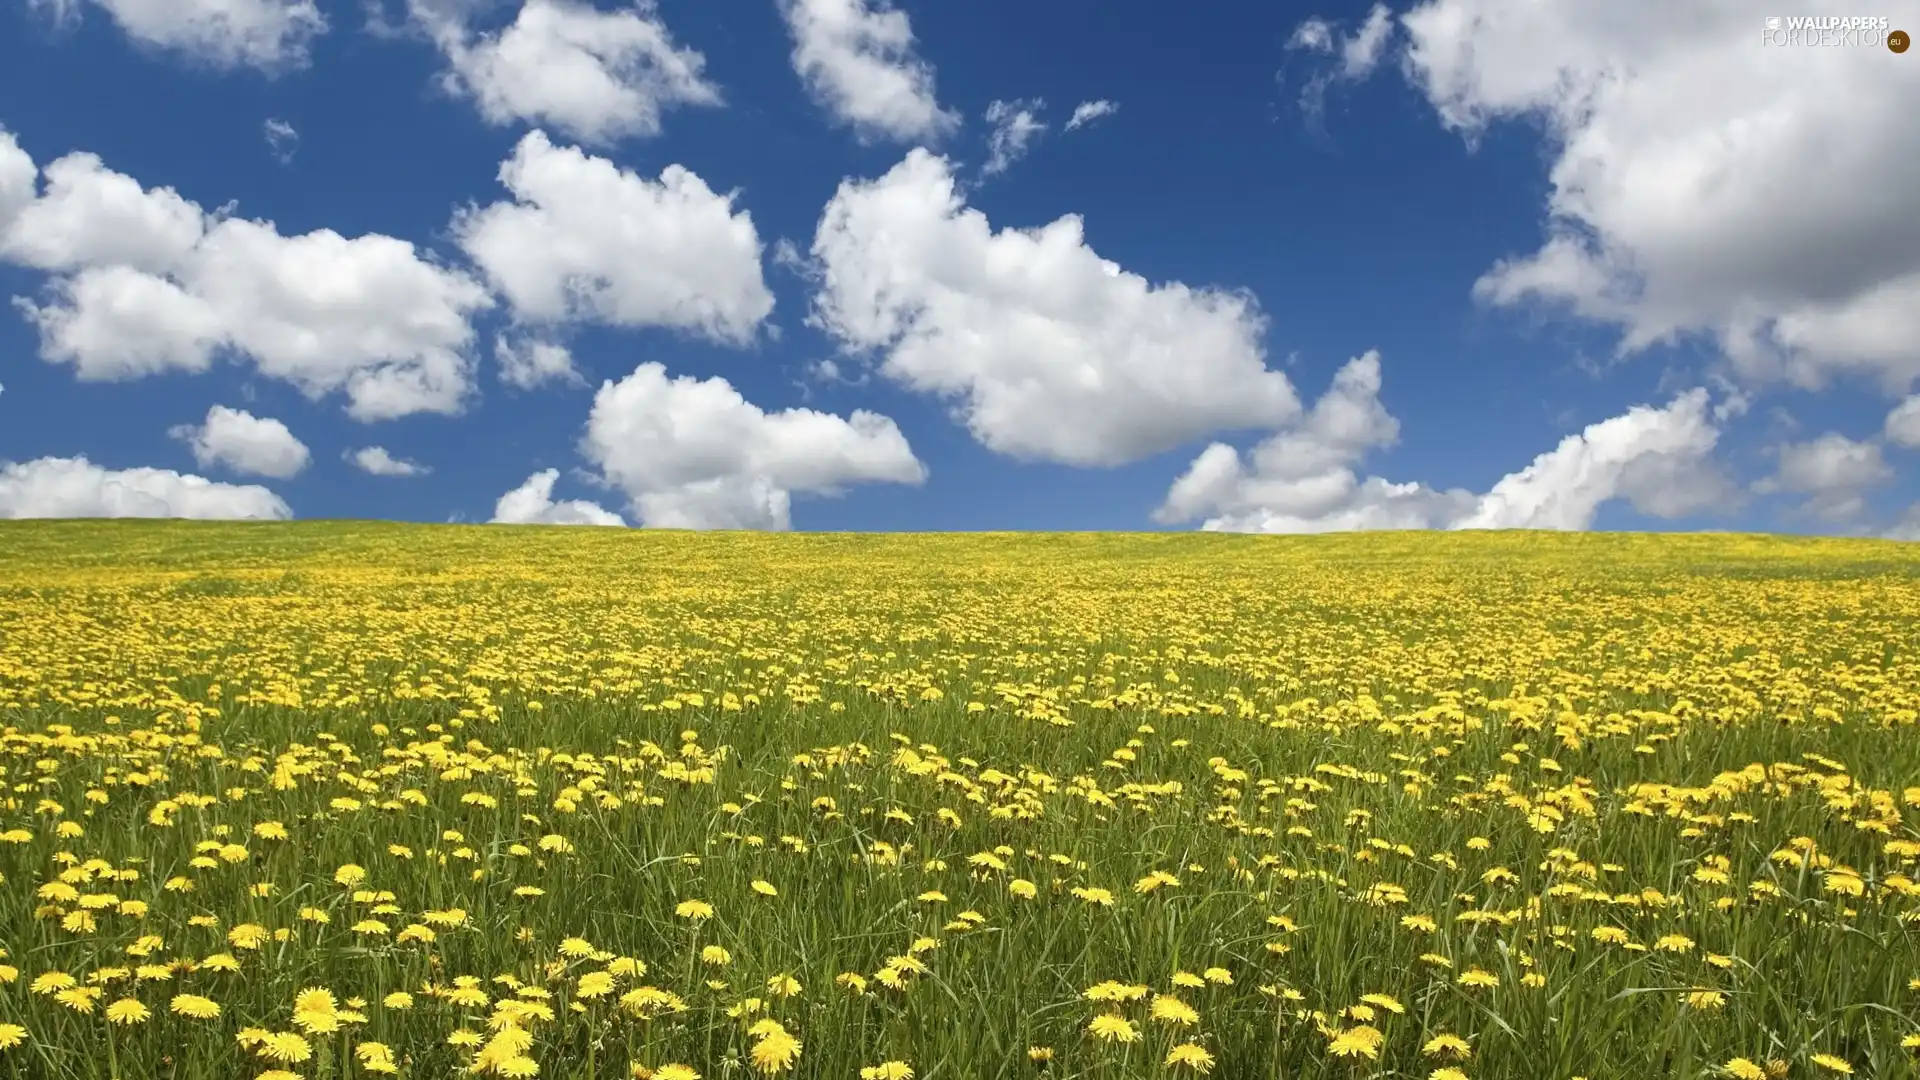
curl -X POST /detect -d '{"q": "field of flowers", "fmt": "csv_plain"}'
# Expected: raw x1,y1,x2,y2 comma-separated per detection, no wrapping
1,522,1918,1080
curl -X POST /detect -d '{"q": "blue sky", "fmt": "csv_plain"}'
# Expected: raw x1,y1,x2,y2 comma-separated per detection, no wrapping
0,0,1915,533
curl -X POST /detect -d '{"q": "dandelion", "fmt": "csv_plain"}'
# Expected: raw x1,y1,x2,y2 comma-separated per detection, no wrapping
357,1041,400,1074
54,987,101,1014
105,998,149,1025
1328,1026,1384,1060
170,994,221,1019
1087,1014,1140,1043
1149,996,1200,1026
260,1032,314,1064
1165,1043,1215,1072
749,1025,802,1074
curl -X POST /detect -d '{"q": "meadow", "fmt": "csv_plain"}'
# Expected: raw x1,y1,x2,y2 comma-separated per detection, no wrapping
1,522,1918,1080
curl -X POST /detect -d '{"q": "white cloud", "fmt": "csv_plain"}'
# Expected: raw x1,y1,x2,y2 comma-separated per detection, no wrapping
413,0,720,144
1399,0,1920,393
982,98,1046,176
491,467,625,525
1155,351,1475,532
1885,395,1920,449
263,118,298,164
33,0,327,71
0,130,35,231
1158,355,1734,533
1460,388,1730,528
1886,505,1920,542
778,0,959,143
1339,4,1394,78
0,455,290,518
1286,4,1394,122
494,334,584,389
1288,17,1334,53
168,404,310,478
581,361,926,529
1754,433,1891,521
453,130,773,344
348,446,430,477
0,135,493,420
1063,99,1118,131
808,149,1297,466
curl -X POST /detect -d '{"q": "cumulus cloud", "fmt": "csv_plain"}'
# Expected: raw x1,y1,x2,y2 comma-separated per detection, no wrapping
982,98,1046,176
348,446,430,477
1754,433,1892,521
1064,99,1118,131
263,118,298,164
0,455,291,518
808,149,1297,466
0,132,493,420
490,467,625,525
0,131,34,230
1459,389,1733,529
1157,353,1734,533
31,0,327,71
778,0,959,143
168,404,310,478
453,130,773,344
1397,0,1920,393
1155,351,1474,532
494,334,584,389
411,0,720,144
581,361,926,529
1885,395,1920,449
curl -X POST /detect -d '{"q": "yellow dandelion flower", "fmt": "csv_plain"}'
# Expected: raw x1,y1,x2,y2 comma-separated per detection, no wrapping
1150,996,1200,1026
170,993,221,1019
1087,1013,1140,1043
1327,1026,1384,1060
1165,1043,1215,1072
749,1028,802,1074
259,1032,314,1063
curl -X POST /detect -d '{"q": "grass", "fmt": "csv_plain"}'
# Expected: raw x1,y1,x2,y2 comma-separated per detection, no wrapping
0,521,1916,1079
